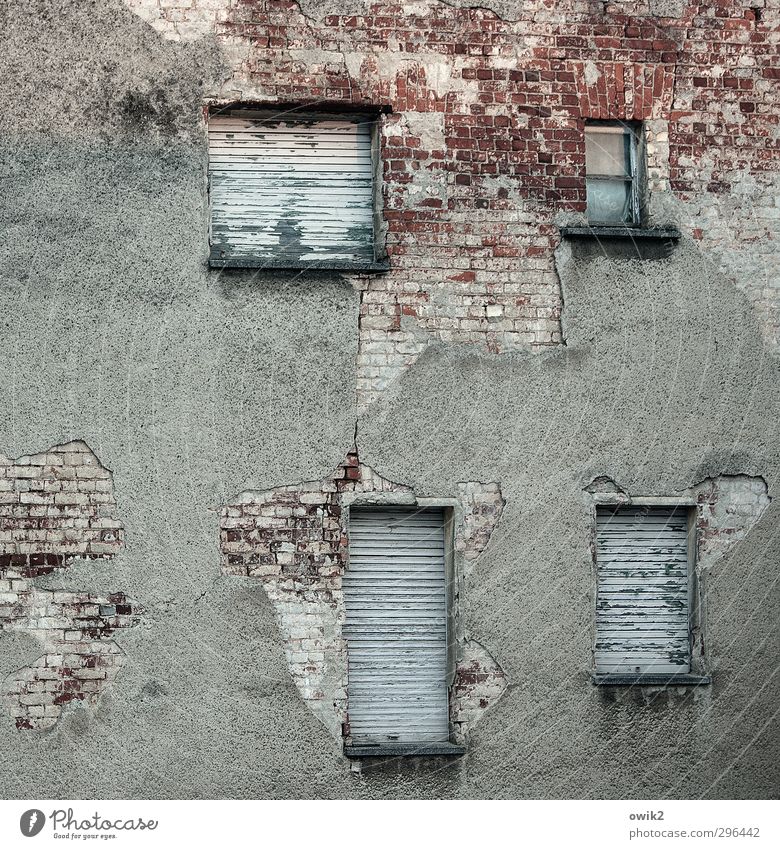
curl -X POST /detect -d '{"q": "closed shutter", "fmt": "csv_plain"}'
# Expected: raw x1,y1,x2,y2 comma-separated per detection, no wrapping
344,507,449,744
596,507,691,675
208,113,376,269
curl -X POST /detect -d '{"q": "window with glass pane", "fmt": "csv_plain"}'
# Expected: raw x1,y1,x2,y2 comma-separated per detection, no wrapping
585,123,640,226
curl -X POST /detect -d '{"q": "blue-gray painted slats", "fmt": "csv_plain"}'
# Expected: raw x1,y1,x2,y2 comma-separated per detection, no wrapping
208,114,375,268
344,507,449,744
596,507,691,675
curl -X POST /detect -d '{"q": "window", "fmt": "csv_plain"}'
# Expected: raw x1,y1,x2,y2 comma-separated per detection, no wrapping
585,122,642,226
342,506,463,755
594,505,706,683
208,109,385,270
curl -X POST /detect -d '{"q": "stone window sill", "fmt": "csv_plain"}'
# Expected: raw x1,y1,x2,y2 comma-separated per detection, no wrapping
344,742,466,758
209,254,390,272
559,226,681,240
592,674,711,687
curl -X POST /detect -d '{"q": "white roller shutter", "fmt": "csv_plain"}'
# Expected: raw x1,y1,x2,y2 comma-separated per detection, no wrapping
208,113,376,268
344,507,449,744
596,506,691,675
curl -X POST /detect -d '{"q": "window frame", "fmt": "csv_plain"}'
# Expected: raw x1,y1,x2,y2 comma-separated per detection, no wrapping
590,495,711,687
206,105,389,272
340,494,465,757
584,120,644,228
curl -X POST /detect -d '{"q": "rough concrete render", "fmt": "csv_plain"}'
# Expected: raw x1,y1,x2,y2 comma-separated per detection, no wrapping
0,0,779,798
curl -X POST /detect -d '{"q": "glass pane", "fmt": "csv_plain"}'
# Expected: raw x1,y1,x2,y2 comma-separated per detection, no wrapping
585,128,631,177
586,178,633,224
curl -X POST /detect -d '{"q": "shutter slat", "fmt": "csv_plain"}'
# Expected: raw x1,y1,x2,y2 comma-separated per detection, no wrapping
596,507,691,675
344,507,449,745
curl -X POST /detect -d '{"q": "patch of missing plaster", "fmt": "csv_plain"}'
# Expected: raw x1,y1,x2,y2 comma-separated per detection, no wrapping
692,475,771,567
449,640,507,743
584,476,628,496
670,175,780,351
585,474,771,572
122,0,225,42
0,442,140,731
220,448,505,743
121,0,518,45
455,481,505,577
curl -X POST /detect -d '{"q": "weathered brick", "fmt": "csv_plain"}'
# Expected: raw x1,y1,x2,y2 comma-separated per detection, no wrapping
0,441,140,731
220,449,505,742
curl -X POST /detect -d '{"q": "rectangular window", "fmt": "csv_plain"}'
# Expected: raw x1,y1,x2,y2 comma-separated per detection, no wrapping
343,506,460,755
208,109,384,270
585,122,641,226
595,506,693,678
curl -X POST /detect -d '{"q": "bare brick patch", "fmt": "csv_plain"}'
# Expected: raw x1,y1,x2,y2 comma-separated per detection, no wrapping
221,449,507,741
0,442,140,731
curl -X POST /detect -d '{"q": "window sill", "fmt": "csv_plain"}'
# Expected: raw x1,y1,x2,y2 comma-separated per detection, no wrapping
344,742,466,758
208,255,390,273
559,226,681,240
592,674,711,687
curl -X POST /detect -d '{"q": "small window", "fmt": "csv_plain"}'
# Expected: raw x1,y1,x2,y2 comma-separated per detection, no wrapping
208,109,385,270
342,506,463,756
585,122,641,226
595,506,697,679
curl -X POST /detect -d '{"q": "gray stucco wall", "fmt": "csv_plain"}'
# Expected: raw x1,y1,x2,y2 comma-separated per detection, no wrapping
0,0,777,799
360,244,780,797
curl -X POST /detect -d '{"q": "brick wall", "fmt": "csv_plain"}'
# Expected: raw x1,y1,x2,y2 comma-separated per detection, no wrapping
123,0,780,401
450,641,507,744
695,474,771,563
221,450,506,741
0,442,139,731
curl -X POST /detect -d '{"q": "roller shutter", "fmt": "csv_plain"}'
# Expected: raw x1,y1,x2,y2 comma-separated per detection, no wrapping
595,506,691,675
344,507,449,744
208,113,376,269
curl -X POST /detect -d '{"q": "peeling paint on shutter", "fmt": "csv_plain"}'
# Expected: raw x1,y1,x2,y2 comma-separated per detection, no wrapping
344,507,449,744
595,507,691,675
208,113,376,269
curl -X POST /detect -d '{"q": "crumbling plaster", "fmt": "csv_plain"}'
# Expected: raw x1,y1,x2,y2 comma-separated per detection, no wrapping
0,442,139,731
0,0,777,799
220,451,507,742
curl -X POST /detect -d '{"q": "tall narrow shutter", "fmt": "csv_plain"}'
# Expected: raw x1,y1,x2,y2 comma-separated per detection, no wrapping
344,507,449,744
596,507,691,675
208,113,375,268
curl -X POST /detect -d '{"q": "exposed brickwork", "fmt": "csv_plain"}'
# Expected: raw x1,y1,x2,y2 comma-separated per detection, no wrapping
694,475,771,564
221,450,506,740
122,0,780,400
0,442,139,731
456,481,506,572
449,640,507,744
123,0,228,41
587,474,771,562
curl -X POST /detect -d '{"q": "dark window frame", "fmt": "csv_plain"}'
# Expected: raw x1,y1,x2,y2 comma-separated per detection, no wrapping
584,120,644,228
